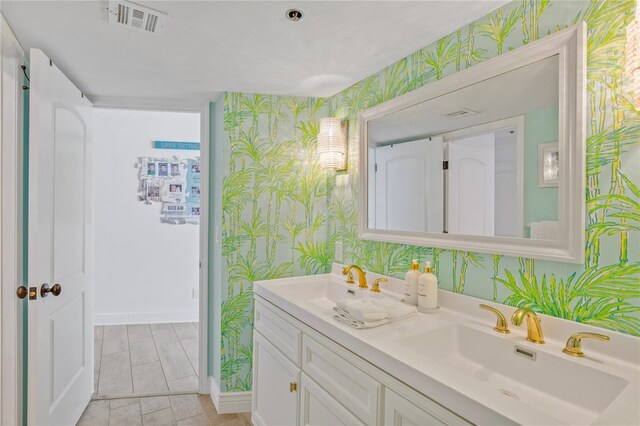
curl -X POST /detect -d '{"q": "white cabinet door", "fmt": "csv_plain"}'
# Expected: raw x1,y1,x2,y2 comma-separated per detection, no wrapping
27,48,93,426
300,373,364,426
252,331,299,426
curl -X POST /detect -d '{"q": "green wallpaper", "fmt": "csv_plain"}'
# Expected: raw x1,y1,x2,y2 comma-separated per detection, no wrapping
219,0,640,392
221,93,330,390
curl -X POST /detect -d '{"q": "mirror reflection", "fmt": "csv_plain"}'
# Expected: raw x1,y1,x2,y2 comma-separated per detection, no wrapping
367,55,560,241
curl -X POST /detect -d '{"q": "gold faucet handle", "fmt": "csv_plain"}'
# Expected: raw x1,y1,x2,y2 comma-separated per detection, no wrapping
562,332,610,357
371,278,388,293
479,304,510,334
344,271,355,284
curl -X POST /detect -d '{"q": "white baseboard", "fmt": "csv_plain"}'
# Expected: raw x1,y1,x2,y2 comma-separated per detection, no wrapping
209,376,252,414
94,311,199,325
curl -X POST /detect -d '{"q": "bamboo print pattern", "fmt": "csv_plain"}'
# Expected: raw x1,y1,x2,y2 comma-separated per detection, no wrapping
221,94,330,391
220,0,640,392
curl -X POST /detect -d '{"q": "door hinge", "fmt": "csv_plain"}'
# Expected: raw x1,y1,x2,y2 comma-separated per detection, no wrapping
443,161,449,170
289,381,297,392
375,163,378,172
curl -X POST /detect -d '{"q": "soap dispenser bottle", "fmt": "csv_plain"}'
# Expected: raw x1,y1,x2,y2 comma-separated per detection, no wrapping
418,262,439,312
404,259,420,305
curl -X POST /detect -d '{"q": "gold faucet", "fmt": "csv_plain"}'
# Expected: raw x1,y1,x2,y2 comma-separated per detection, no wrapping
343,265,368,289
371,278,388,293
511,307,545,344
479,304,510,334
562,332,609,357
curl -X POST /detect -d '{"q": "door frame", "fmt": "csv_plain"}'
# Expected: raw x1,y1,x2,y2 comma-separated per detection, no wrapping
2,39,212,421
1,15,26,426
91,100,211,394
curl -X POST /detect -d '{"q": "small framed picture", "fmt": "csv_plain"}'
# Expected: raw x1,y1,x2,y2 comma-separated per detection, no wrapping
169,184,183,193
158,162,169,177
170,163,180,176
191,186,200,195
538,143,559,187
147,162,156,176
191,207,200,216
191,164,200,174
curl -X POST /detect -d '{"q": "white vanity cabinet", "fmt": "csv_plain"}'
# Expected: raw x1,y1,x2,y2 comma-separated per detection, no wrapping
252,297,471,426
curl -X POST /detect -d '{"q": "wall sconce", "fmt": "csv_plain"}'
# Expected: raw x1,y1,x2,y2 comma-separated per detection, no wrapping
317,117,346,171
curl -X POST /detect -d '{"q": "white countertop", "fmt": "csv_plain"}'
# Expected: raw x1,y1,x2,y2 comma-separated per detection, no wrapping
254,264,640,426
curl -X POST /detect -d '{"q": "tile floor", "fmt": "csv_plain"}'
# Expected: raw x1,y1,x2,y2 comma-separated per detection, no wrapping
77,394,251,426
95,323,199,397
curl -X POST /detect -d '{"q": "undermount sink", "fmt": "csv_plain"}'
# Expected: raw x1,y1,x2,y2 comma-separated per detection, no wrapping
397,324,629,425
269,277,349,309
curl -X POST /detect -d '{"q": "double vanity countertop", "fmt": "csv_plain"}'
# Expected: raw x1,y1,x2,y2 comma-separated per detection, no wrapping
254,264,640,426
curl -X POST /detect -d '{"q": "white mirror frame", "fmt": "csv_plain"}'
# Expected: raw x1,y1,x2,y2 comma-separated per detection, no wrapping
358,23,586,264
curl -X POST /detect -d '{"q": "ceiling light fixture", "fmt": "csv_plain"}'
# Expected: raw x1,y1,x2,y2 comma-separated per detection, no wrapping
286,9,304,22
317,118,346,171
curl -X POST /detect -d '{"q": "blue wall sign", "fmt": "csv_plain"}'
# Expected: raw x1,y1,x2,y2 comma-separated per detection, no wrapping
153,141,200,151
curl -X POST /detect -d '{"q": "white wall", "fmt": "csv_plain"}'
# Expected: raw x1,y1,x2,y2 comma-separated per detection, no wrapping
93,108,200,324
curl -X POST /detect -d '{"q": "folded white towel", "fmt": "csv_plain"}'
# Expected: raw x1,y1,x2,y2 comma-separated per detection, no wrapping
530,221,541,239
333,307,390,329
336,298,388,322
370,297,417,321
530,220,559,240
540,220,559,241
333,296,417,330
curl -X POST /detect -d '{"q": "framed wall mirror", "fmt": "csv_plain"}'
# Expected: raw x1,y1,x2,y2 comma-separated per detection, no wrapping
358,23,586,263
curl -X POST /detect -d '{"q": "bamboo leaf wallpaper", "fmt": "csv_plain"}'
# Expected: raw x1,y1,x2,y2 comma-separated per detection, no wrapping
219,0,640,392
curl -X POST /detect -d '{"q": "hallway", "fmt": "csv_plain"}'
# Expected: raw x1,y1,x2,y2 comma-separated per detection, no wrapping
95,323,199,397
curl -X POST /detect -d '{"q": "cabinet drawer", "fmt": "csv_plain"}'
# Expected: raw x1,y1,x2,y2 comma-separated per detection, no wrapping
384,388,470,426
300,372,364,426
255,299,302,365
302,335,380,425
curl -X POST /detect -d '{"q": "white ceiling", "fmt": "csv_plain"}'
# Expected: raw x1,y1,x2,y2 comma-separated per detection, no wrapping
1,0,507,108
369,55,559,145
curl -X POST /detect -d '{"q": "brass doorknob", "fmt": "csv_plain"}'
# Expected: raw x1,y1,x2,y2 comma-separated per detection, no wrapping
41,283,62,298
16,286,28,299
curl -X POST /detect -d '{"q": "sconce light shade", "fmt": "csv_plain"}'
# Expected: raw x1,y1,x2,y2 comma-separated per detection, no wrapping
317,117,346,170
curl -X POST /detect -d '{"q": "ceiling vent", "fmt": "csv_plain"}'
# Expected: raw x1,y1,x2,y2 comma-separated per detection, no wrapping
107,0,167,34
444,108,479,118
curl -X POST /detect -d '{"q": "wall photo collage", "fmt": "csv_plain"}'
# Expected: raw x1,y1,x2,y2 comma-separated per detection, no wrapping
137,157,201,224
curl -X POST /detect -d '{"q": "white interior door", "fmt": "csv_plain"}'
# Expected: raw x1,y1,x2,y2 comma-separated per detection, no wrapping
27,48,93,426
447,134,495,236
374,137,443,232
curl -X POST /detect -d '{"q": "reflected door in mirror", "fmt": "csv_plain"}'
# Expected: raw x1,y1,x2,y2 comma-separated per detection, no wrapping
373,138,443,232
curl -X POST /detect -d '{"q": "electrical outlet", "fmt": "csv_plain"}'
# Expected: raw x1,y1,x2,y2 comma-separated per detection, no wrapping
335,241,343,262
192,289,199,299
215,225,221,244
